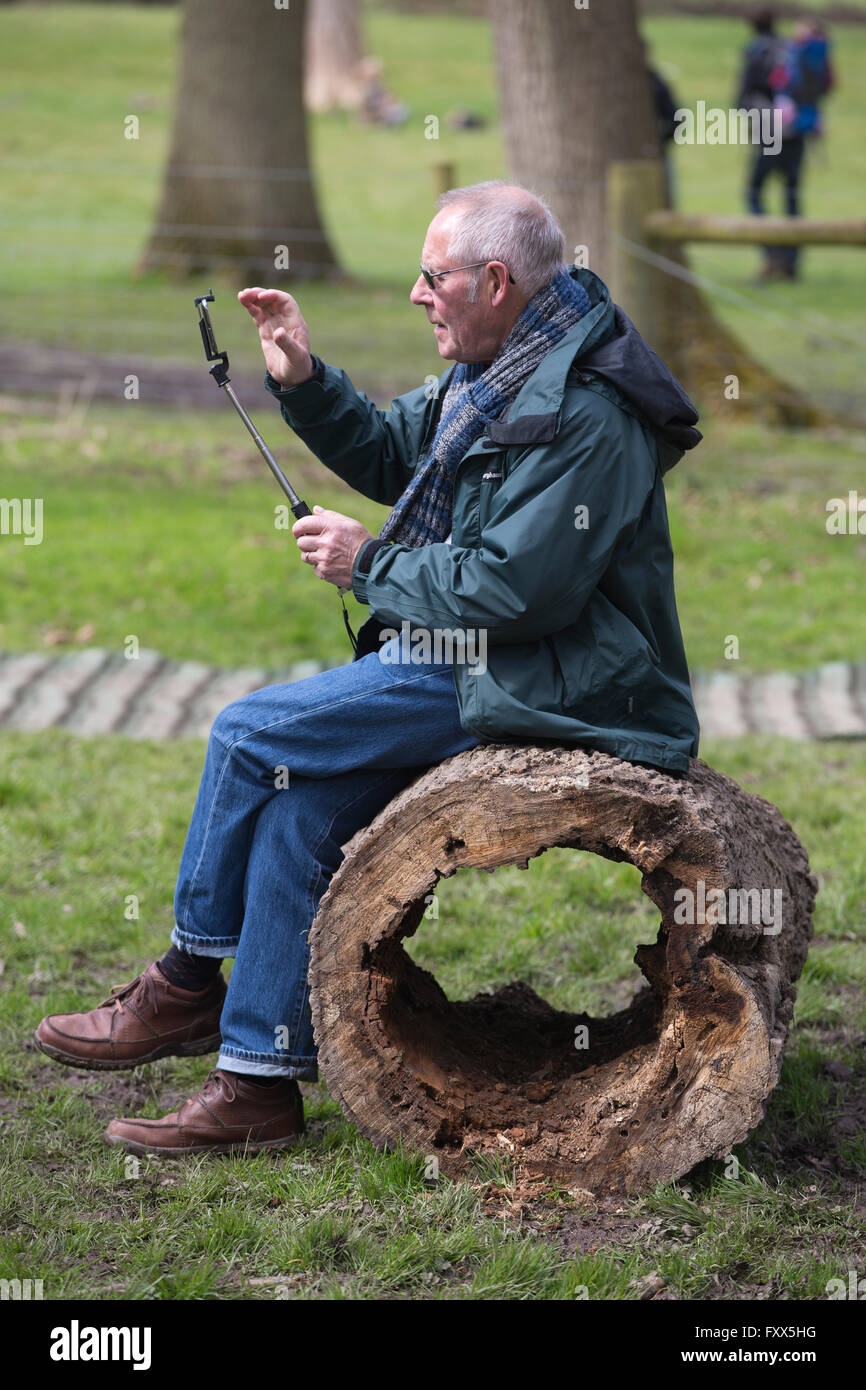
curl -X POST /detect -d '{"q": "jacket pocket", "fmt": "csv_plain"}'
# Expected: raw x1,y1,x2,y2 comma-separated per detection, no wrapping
549,591,660,712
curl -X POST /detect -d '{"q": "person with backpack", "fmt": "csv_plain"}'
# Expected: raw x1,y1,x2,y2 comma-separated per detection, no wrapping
743,16,834,281
735,6,782,114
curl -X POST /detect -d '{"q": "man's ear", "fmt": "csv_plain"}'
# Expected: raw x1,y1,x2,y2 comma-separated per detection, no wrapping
489,262,511,307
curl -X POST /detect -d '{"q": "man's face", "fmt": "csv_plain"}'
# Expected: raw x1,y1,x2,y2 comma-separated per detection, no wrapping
410,211,510,364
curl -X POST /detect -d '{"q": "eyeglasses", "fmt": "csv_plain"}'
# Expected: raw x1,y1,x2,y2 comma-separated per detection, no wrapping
419,261,516,290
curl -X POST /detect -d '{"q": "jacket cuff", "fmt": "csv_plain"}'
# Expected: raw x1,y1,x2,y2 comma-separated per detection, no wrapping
264,354,326,402
351,538,390,604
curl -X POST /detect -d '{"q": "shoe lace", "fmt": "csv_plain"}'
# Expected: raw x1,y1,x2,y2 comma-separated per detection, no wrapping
99,969,160,1019
199,1069,236,1105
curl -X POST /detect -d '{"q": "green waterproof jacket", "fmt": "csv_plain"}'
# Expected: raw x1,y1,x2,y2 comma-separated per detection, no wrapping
265,266,701,773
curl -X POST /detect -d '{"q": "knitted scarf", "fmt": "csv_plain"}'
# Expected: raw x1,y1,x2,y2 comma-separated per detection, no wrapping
377,268,591,550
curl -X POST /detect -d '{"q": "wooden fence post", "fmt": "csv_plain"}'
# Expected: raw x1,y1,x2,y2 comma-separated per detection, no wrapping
606,160,667,344
432,161,456,201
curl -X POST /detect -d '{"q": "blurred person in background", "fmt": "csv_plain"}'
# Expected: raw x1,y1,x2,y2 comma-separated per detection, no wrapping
740,11,834,281
649,63,680,204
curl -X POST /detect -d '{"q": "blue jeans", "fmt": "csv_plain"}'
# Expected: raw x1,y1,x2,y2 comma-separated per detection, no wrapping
747,134,807,274
171,637,481,1079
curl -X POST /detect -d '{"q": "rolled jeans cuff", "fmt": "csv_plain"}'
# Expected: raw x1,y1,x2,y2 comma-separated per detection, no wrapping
217,1047,319,1083
172,923,239,958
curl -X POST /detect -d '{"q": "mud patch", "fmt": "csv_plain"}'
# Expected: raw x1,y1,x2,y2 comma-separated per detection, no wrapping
553,1203,644,1256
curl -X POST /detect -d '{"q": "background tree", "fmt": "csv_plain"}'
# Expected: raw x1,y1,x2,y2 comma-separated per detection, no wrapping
492,0,657,285
140,0,338,282
490,0,810,419
305,0,369,114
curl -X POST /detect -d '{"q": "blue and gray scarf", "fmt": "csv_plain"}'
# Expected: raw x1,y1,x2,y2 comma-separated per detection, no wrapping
377,267,591,550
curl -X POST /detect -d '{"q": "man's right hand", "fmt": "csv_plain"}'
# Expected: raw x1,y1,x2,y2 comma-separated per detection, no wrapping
238,287,315,388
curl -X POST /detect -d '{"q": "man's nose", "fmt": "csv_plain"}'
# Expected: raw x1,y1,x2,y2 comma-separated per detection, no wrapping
410,274,431,305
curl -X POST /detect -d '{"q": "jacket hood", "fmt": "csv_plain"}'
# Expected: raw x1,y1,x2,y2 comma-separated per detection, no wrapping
571,267,702,470
438,266,701,474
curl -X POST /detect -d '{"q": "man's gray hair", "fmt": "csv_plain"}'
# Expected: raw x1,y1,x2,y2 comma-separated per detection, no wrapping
437,180,567,301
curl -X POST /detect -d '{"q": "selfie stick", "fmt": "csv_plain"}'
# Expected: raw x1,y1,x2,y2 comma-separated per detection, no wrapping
194,290,311,518
193,290,357,650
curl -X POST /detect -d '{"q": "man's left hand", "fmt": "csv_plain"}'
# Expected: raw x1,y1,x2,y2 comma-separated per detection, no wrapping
292,507,373,589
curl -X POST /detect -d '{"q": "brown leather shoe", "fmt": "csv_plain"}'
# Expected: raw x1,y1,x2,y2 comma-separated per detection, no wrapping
34,961,226,1071
103,1068,304,1155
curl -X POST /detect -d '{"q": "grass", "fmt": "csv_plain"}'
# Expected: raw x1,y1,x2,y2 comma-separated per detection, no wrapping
645,0,866,11
0,3,864,412
0,0,502,386
1,400,864,673
0,0,864,1305
644,14,866,417
0,731,864,1300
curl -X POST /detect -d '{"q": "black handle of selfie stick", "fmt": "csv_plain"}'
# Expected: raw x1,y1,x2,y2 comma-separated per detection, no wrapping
194,291,357,650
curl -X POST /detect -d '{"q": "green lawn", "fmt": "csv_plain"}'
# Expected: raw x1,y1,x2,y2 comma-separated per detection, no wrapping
645,0,866,12
1,0,865,1305
643,14,866,417
0,3,863,411
1,402,863,673
0,731,864,1300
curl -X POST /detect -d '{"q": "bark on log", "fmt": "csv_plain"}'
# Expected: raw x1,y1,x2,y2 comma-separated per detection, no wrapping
309,747,817,1194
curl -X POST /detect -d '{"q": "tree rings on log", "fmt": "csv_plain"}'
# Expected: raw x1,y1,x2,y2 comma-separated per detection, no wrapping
308,746,817,1194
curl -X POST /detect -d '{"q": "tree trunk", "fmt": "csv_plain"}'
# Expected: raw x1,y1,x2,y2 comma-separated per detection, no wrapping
491,0,657,285
139,0,338,282
305,0,368,113
309,746,816,1194
489,0,817,423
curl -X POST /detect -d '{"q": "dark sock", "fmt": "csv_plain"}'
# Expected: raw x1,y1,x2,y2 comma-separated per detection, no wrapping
222,1070,286,1089
157,943,223,991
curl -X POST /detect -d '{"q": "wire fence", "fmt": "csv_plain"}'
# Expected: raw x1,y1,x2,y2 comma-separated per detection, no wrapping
616,233,866,363
1,154,863,416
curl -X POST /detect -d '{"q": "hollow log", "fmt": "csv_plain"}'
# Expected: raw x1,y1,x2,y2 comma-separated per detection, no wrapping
309,747,816,1194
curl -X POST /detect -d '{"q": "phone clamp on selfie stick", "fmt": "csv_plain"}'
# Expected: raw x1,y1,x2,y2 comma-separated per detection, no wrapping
194,290,357,653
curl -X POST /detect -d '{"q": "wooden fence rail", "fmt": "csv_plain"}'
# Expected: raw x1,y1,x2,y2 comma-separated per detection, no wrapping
645,211,866,246
605,160,865,353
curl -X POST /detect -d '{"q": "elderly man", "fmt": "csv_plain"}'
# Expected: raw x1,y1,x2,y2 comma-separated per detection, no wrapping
35,182,701,1155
